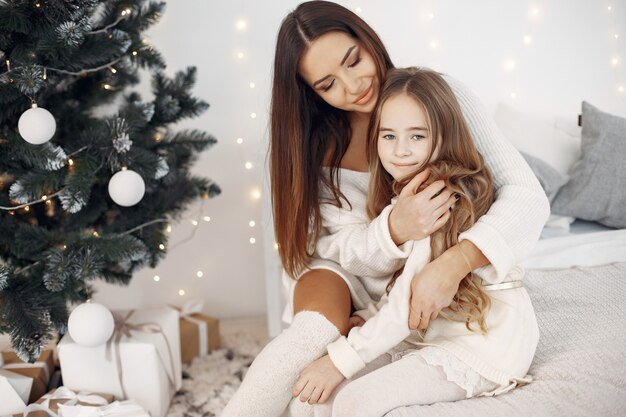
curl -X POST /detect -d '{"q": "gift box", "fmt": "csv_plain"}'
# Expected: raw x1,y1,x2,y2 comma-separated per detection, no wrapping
13,386,115,417
1,349,55,404
57,307,182,417
0,369,32,414
176,300,221,364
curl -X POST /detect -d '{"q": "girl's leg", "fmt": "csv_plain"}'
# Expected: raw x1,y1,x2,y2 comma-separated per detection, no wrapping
330,353,469,417
220,270,351,417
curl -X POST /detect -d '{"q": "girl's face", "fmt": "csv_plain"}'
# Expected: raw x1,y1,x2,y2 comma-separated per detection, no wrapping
299,31,379,114
377,93,436,180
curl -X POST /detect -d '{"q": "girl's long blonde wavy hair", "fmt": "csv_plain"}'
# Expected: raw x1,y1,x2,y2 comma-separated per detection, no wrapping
367,67,495,334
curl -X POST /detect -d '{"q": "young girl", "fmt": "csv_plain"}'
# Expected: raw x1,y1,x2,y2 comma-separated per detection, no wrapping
291,67,540,416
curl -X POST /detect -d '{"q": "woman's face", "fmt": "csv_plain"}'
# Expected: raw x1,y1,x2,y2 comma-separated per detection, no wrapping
377,93,436,180
299,31,379,114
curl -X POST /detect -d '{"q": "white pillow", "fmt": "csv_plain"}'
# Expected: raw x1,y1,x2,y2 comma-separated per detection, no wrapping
494,102,581,176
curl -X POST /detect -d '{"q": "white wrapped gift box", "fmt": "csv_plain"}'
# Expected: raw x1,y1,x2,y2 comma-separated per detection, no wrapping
57,307,182,417
0,369,32,414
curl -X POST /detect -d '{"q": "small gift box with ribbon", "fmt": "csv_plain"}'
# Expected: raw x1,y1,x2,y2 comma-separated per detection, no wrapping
175,300,221,364
1,349,56,405
57,307,182,417
13,386,115,417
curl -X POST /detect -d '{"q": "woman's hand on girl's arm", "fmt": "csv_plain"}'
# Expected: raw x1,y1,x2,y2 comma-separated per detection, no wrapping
408,240,488,330
389,168,457,245
292,355,345,404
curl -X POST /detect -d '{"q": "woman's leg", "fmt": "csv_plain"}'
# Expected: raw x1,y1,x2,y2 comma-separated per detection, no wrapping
220,269,351,417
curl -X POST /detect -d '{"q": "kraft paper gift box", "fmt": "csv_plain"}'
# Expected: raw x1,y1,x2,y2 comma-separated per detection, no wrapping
1,349,56,404
57,307,182,417
12,386,115,417
175,300,221,364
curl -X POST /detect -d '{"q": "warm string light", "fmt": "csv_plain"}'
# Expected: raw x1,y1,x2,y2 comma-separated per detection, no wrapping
606,4,625,101
245,162,253,169
236,19,247,30
236,137,243,144
249,220,255,227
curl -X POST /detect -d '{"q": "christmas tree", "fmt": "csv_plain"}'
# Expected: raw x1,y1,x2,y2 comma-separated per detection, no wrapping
0,0,220,362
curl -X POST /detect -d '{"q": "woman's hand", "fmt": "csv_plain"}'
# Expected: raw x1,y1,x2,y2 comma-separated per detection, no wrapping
408,241,489,330
388,168,457,245
292,355,345,404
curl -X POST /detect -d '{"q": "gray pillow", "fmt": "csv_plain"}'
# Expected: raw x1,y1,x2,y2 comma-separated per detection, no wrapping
551,101,626,228
520,151,569,203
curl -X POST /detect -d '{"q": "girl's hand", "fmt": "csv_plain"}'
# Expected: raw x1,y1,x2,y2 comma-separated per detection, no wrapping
347,314,366,330
292,355,345,404
389,168,457,245
408,254,463,330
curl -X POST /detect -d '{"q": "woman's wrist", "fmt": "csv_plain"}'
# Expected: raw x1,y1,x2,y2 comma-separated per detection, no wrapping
440,243,473,285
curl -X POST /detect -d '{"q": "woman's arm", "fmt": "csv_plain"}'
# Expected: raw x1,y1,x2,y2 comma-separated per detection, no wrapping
443,75,550,283
407,240,486,330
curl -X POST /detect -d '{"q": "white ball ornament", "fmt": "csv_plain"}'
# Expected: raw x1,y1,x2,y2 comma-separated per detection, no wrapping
68,302,115,347
108,168,145,206
18,105,56,145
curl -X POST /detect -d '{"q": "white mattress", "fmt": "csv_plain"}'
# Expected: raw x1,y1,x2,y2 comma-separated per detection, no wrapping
522,219,626,270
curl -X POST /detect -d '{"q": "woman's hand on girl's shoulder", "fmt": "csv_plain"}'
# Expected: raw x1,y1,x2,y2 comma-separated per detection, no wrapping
292,355,345,404
388,168,457,245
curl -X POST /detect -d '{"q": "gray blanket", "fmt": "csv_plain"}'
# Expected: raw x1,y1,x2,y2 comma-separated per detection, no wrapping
385,262,626,417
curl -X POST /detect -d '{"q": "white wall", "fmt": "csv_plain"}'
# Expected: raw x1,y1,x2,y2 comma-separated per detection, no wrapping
93,0,626,335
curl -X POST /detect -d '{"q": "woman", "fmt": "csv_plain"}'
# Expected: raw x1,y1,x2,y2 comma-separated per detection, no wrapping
220,2,549,417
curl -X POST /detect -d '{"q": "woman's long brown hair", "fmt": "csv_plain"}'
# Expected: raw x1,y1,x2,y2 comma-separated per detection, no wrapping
367,67,495,334
271,1,393,278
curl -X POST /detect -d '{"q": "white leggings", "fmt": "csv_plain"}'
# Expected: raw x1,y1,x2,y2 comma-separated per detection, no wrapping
311,346,499,417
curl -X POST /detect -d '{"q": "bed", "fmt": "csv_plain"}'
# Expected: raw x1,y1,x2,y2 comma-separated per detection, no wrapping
381,220,626,416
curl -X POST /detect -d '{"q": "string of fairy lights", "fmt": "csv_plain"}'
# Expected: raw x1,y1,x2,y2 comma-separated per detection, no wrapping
153,15,266,295
355,2,624,103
